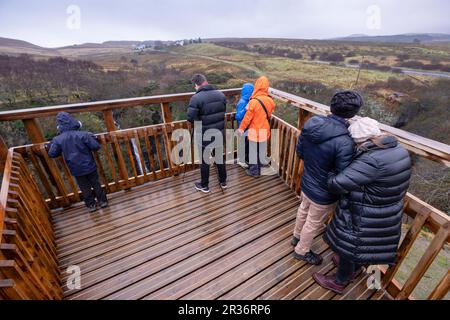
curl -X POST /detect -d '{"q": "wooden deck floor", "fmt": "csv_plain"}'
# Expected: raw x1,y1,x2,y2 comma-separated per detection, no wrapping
52,165,389,300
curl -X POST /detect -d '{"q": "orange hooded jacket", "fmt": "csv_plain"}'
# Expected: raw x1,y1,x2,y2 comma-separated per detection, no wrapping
238,76,275,142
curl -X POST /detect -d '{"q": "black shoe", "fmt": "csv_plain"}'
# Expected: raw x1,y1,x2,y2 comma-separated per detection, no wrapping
99,201,109,209
194,182,210,194
245,169,260,177
293,250,323,265
291,236,300,247
219,182,228,190
88,205,98,213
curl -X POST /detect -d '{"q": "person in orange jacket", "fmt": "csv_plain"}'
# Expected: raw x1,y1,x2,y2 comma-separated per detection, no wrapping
238,76,276,177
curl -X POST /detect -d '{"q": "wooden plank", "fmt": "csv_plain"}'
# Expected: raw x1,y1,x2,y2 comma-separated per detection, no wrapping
220,237,329,300
37,145,71,207
57,157,81,203
133,130,148,180
395,222,450,300
99,135,119,192
257,247,333,300
57,175,283,263
382,207,431,287
123,131,139,181
161,102,172,124
111,134,130,189
0,136,7,172
143,129,158,181
147,223,295,300
26,147,57,205
66,190,298,299
428,270,450,300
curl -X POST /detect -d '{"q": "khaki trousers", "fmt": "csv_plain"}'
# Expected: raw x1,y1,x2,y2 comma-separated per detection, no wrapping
293,192,337,255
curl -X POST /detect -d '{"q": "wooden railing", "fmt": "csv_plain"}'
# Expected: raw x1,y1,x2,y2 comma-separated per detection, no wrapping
0,89,449,300
0,89,241,144
9,114,236,210
0,150,61,299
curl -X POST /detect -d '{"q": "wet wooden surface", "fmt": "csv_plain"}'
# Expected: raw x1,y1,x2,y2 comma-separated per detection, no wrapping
53,165,384,300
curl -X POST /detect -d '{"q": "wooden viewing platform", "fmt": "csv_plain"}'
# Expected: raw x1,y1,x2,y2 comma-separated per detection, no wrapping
0,89,449,300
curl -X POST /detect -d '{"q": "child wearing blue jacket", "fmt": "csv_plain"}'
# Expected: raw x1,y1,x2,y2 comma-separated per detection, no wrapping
235,83,254,128
235,83,254,166
48,112,108,212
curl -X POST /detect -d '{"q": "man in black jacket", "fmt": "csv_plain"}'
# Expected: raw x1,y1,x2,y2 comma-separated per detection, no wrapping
187,74,227,194
292,91,363,265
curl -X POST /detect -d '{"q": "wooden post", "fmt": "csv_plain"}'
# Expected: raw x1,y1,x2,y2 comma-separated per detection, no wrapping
23,119,45,143
297,109,311,130
103,110,117,132
161,102,172,124
0,135,7,172
428,270,450,300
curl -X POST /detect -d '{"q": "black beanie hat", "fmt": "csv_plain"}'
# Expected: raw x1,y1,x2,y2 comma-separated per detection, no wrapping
330,91,363,119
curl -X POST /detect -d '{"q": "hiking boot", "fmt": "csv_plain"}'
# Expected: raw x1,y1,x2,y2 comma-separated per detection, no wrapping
245,169,260,178
88,204,98,213
99,201,109,209
219,182,228,190
194,182,210,194
312,273,346,295
293,250,323,265
291,236,300,247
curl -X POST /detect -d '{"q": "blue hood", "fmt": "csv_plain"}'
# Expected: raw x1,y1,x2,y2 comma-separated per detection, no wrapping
302,116,349,144
57,112,81,133
241,83,254,101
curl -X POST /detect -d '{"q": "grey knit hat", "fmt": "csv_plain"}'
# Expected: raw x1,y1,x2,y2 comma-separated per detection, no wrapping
330,91,364,119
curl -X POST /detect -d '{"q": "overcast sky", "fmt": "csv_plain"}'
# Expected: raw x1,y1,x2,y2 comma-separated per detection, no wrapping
0,0,449,47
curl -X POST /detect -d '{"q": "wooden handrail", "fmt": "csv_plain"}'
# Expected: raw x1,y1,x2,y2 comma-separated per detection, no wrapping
269,88,450,167
1,87,448,166
0,89,241,121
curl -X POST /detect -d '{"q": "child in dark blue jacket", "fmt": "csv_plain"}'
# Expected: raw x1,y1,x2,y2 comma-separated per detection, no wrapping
235,83,254,166
48,112,108,212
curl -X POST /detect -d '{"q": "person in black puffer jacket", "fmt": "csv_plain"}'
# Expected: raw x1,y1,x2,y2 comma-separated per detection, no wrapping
187,74,227,193
292,91,363,266
313,117,412,295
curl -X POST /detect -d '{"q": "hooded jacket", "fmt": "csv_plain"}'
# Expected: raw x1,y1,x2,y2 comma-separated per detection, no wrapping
239,76,275,142
296,115,355,205
325,136,411,265
235,83,254,128
187,84,227,135
48,112,100,177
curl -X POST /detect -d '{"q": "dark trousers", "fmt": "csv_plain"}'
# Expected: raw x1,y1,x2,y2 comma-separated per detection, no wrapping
75,170,107,207
248,140,268,176
200,145,227,188
336,255,362,284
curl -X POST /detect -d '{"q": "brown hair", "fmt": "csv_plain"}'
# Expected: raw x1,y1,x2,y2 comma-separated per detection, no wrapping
191,74,207,86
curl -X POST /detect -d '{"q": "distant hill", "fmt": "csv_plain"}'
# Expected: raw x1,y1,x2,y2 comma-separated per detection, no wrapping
332,33,450,43
0,37,58,56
